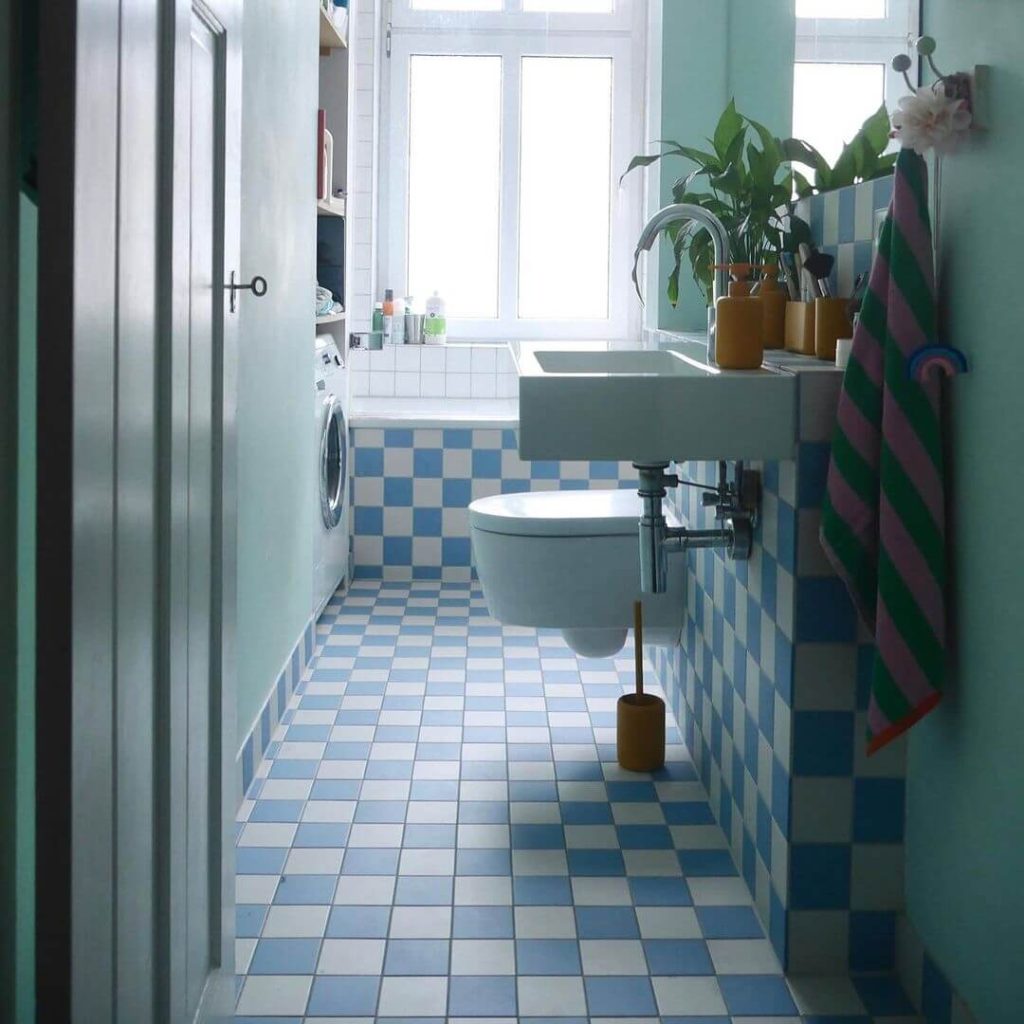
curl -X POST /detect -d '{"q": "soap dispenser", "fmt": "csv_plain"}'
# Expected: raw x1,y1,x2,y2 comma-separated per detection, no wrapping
754,264,787,350
713,263,764,370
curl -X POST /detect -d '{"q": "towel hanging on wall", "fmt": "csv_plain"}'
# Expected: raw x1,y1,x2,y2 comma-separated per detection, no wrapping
820,148,946,754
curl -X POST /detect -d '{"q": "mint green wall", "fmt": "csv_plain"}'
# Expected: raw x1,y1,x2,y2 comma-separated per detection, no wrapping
236,4,319,744
16,190,36,1024
904,3,1024,1020
657,0,794,330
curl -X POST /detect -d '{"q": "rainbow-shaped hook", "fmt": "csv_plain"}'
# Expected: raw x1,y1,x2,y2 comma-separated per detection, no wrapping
908,344,969,381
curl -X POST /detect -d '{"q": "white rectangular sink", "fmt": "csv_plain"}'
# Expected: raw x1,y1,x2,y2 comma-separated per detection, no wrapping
516,344,797,463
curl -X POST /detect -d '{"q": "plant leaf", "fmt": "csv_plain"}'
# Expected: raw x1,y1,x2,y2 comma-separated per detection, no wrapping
860,103,892,154
620,152,665,183
712,98,744,161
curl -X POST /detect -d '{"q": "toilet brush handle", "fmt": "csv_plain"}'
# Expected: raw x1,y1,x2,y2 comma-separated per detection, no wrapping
633,601,644,696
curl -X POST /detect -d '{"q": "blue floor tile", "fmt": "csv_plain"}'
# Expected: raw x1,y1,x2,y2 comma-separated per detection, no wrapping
677,848,738,877
513,875,573,905
718,974,799,1015
248,938,320,975
342,847,400,874
236,847,288,874
695,905,764,939
511,824,565,849
560,801,613,825
384,939,450,975
575,906,639,939
326,905,391,938
448,975,517,1016
629,876,693,906
643,939,714,975
452,905,514,938
567,849,625,876
516,938,582,975
584,976,657,1016
456,849,511,875
273,875,337,905
293,823,350,848
394,875,453,905
307,975,380,1015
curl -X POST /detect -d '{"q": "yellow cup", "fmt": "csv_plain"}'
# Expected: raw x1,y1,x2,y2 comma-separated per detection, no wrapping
784,301,815,355
815,298,853,362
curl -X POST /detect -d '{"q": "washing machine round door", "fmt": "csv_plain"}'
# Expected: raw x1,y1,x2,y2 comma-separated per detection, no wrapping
319,393,347,529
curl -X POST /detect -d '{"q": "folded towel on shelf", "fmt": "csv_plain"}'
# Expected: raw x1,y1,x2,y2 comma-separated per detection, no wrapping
819,148,946,754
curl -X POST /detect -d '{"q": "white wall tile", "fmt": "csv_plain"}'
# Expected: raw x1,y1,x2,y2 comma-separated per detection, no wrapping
420,372,445,398
394,371,420,397
420,347,446,372
445,347,473,373
368,371,395,397
445,374,472,398
394,346,421,372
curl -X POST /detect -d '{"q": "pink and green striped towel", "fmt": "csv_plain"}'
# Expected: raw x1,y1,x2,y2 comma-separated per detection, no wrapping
820,149,946,754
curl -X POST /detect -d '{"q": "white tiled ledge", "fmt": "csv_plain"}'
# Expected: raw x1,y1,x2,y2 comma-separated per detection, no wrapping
349,396,518,429
349,343,518,400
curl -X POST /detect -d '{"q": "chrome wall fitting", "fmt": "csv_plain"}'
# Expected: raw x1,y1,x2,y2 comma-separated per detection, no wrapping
634,460,760,595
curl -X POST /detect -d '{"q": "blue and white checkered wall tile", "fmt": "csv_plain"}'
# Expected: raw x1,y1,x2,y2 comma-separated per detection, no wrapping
350,426,637,581
797,175,894,300
897,914,978,1024
238,615,318,806
653,454,798,965
649,364,908,974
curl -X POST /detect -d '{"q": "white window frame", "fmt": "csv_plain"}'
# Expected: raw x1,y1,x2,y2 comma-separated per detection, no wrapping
381,1,647,341
795,0,921,114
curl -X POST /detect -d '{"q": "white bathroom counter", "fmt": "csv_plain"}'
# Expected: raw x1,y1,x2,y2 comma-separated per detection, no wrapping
348,396,519,430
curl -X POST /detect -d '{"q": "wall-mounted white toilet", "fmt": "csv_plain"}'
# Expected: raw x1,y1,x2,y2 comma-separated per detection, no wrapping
469,489,685,657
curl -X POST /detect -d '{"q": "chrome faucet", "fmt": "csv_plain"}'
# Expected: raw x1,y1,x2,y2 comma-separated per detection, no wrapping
634,204,730,367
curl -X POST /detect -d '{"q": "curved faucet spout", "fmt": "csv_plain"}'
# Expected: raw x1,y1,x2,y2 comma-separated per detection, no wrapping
634,203,730,366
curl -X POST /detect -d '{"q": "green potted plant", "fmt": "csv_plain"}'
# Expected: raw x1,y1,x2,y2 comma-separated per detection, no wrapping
624,100,894,307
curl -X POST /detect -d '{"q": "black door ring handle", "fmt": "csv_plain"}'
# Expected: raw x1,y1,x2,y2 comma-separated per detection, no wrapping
225,272,268,312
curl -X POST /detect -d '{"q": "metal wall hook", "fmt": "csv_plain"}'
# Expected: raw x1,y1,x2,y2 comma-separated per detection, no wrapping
892,52,915,93
224,271,268,313
915,36,948,82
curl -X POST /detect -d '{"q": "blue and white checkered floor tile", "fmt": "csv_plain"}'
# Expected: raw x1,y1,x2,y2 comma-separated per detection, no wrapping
235,581,919,1023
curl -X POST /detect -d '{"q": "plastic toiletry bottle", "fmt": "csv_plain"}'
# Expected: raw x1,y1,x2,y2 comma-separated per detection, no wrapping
393,295,405,345
382,289,395,345
756,264,787,350
424,291,447,346
372,302,384,335
713,263,764,370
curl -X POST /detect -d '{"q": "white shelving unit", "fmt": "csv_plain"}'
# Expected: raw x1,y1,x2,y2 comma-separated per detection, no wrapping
317,3,354,362
316,311,346,326
316,196,346,218
318,6,348,52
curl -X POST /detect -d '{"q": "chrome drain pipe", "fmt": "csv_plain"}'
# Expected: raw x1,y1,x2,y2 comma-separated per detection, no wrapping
635,462,759,595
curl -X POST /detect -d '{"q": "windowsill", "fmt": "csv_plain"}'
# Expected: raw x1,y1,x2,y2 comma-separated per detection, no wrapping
349,395,519,429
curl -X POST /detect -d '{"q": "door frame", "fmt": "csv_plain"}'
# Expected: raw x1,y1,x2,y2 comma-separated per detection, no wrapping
35,0,241,1018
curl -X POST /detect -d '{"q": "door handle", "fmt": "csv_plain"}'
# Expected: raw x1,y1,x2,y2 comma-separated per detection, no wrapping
224,271,268,313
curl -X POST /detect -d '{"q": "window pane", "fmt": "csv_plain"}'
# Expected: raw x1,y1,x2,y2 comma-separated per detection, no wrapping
518,57,612,320
522,0,614,11
411,0,501,10
796,0,885,17
408,55,501,318
792,62,886,169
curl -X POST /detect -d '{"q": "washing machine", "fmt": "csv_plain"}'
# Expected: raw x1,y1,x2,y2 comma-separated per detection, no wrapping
313,335,349,616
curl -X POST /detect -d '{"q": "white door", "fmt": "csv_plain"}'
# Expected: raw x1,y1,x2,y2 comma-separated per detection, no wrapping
34,0,241,1020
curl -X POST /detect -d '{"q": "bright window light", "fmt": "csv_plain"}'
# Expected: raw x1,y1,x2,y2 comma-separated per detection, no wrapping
522,0,614,11
796,0,885,17
792,61,886,168
407,55,501,317
411,0,501,11
518,56,612,320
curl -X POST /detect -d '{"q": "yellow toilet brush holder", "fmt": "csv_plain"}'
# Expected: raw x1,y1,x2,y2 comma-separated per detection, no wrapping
616,601,666,773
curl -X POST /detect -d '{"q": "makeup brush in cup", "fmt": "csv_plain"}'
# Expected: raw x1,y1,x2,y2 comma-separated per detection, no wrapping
803,249,836,298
